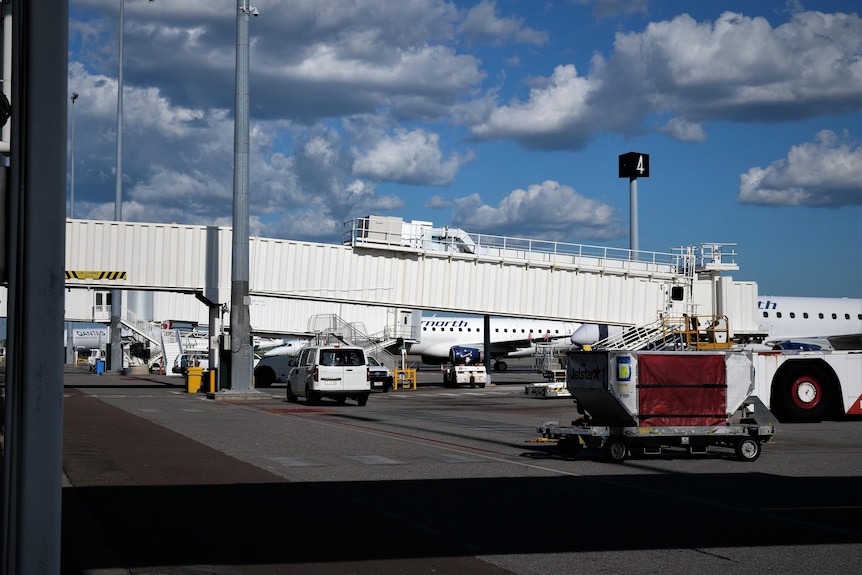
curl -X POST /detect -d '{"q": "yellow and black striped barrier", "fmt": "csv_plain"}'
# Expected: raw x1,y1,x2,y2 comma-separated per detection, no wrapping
65,271,127,280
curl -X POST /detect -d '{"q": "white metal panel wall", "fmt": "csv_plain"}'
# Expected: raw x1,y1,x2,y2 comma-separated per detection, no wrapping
65,219,682,325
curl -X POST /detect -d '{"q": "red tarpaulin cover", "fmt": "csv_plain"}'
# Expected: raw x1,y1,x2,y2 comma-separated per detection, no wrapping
637,354,727,426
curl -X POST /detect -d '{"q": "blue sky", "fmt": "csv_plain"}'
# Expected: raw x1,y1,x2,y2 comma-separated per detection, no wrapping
67,0,861,298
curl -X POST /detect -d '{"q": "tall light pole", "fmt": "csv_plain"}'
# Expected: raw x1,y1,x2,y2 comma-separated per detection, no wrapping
110,0,126,373
70,92,78,218
228,0,257,392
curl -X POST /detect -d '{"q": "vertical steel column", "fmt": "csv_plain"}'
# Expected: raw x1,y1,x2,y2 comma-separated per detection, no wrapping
110,0,125,372
2,1,68,573
629,177,638,255
229,0,253,390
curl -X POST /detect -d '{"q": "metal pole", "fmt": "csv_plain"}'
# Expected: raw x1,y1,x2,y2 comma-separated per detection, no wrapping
70,92,77,218
229,0,254,391
629,177,638,256
2,1,69,572
110,0,124,372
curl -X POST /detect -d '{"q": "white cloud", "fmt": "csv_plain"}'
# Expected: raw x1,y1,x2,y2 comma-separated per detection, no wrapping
352,128,475,185
425,195,452,209
451,180,623,241
468,64,598,150
660,117,706,142
468,10,862,149
738,130,862,207
458,1,549,46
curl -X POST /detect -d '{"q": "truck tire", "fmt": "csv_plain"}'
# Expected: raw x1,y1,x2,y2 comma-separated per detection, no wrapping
356,393,369,406
604,438,628,463
286,384,298,403
305,383,320,405
735,438,761,462
774,364,833,422
254,367,275,388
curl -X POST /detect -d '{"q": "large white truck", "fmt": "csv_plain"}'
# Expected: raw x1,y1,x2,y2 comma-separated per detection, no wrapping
748,336,862,422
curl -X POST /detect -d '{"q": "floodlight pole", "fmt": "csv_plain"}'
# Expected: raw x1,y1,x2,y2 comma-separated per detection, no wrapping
109,0,125,373
229,0,254,391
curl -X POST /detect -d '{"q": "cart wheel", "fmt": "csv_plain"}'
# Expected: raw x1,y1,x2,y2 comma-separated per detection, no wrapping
558,437,582,457
735,438,761,462
604,438,628,463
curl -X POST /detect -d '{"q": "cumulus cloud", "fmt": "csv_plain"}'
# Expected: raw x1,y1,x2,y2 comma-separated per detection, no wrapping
458,1,549,46
468,10,862,149
425,195,452,209
738,130,862,207
451,180,623,241
469,64,598,150
352,128,475,185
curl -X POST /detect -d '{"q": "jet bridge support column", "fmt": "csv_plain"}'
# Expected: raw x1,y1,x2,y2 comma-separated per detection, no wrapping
484,314,492,385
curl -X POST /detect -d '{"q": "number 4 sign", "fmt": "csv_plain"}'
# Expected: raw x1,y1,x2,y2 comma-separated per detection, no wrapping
618,152,649,179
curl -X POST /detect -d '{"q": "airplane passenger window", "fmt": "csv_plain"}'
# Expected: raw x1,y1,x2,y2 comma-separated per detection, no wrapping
803,313,809,318
845,314,850,320
832,313,837,319
790,313,796,318
776,312,782,318
762,311,769,318
819,313,824,319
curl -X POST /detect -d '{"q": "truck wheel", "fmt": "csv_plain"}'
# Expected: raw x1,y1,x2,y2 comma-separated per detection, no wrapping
305,384,320,405
478,382,485,389
735,438,761,462
604,438,628,463
286,384,298,403
494,361,508,372
357,393,369,406
775,364,832,422
254,367,275,388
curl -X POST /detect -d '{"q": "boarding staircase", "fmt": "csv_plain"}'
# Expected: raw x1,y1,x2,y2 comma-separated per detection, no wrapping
119,308,210,372
306,314,403,369
592,315,732,351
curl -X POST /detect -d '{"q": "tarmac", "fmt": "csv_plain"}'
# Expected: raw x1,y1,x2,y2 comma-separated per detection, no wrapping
58,366,514,575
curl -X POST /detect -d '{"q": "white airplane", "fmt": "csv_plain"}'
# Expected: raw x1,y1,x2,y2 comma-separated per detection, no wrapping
261,338,311,357
409,316,579,371
569,295,862,346
755,296,862,342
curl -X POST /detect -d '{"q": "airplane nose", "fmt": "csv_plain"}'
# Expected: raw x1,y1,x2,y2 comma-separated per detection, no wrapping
570,324,601,346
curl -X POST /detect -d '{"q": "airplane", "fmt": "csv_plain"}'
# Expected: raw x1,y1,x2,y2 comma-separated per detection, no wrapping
569,295,862,346
261,338,311,357
409,316,579,371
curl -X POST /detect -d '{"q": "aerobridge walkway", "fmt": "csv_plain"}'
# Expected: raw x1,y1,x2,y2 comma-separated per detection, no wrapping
63,215,740,328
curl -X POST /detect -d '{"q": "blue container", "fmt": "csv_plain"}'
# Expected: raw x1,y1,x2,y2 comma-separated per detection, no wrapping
95,359,105,375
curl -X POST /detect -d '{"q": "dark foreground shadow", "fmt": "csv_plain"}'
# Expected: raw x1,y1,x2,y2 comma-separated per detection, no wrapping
63,473,862,573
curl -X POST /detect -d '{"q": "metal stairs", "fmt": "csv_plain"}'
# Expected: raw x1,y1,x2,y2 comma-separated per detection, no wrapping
306,314,401,369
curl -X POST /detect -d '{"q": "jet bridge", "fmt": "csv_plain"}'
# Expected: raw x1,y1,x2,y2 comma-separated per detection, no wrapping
61,216,757,332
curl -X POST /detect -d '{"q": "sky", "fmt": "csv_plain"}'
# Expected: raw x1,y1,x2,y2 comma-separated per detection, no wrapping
66,0,862,298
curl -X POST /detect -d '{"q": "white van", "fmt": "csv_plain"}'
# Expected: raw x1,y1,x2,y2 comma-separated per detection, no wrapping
286,345,370,406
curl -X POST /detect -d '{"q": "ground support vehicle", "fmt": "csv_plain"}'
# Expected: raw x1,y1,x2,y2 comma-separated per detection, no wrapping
442,346,487,388
749,340,862,422
367,356,394,392
536,350,776,462
525,382,571,398
284,345,371,406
